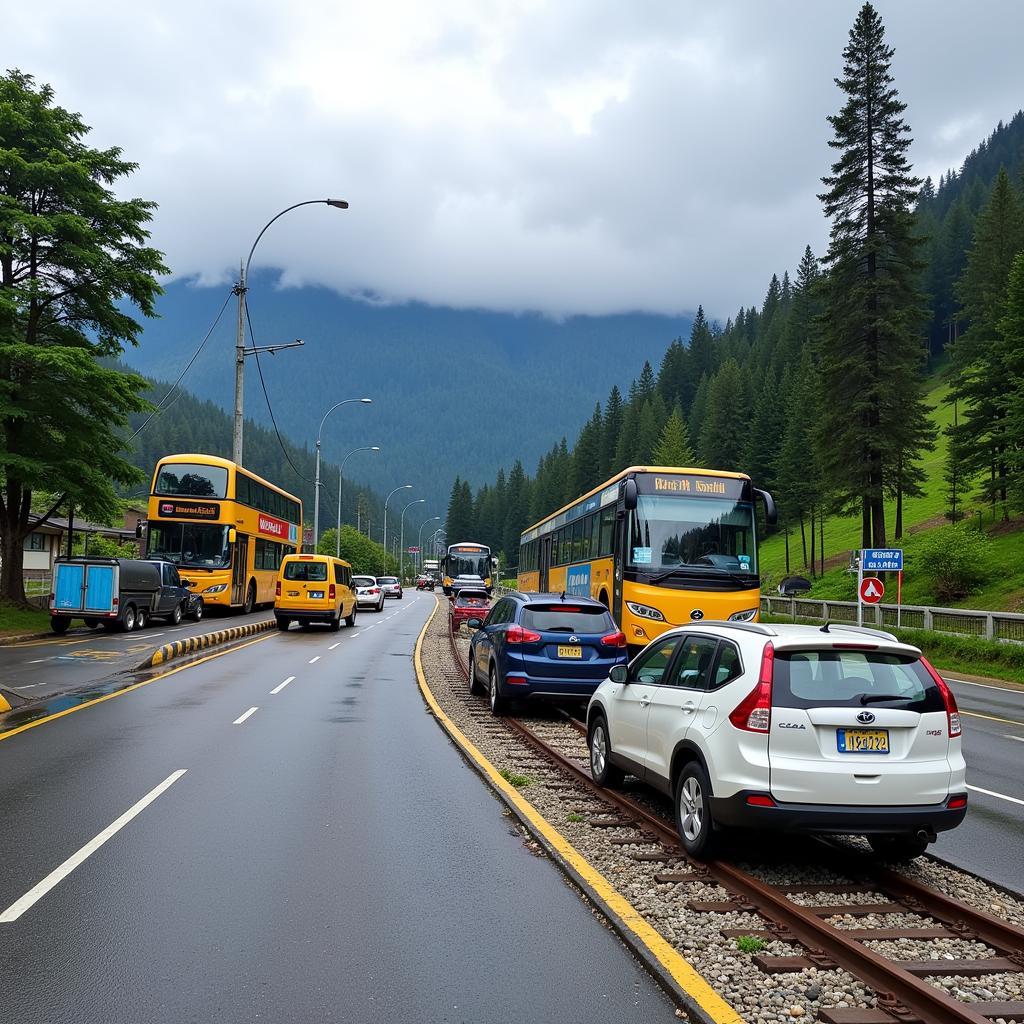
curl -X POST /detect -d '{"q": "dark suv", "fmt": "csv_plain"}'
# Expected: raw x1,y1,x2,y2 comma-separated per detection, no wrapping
467,592,628,715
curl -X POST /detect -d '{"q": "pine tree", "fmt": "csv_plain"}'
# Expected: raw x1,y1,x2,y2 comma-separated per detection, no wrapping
571,403,603,495
503,460,529,559
817,2,929,547
699,359,749,468
949,168,1024,512
600,385,624,479
688,306,717,381
652,405,694,466
635,360,656,402
613,401,641,470
1000,254,1024,508
688,374,710,447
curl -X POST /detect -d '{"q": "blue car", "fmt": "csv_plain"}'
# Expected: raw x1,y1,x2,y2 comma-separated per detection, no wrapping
467,592,629,715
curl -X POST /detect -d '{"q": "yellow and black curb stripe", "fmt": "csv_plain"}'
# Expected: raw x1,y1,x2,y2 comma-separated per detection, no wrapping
412,597,744,1024
140,619,276,670
0,689,16,713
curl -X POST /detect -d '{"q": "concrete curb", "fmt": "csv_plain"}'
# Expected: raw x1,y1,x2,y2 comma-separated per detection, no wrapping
139,619,276,670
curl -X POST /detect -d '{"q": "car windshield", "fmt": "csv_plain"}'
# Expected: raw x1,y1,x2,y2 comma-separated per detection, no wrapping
380,577,398,584
353,577,375,587
456,592,489,606
627,495,757,575
773,651,944,712
283,561,328,581
154,463,228,498
521,605,615,633
147,523,231,569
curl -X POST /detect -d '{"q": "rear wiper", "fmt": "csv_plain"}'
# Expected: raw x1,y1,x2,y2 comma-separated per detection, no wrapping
859,694,910,705
547,626,577,633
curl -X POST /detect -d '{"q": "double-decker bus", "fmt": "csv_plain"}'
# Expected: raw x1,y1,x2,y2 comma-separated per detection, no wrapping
441,541,493,596
145,454,302,613
518,466,776,655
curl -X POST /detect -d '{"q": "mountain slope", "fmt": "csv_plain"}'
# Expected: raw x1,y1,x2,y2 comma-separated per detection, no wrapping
122,279,692,514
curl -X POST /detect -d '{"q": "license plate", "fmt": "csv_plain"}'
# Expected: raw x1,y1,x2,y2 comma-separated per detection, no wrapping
308,590,324,599
837,728,890,754
557,645,582,659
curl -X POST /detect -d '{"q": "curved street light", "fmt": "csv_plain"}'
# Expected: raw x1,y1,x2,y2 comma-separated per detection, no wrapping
233,198,349,464
335,446,380,557
312,398,372,547
416,516,441,572
399,498,426,582
381,484,412,575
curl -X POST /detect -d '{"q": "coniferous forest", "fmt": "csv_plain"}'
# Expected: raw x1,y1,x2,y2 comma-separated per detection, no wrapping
447,5,1024,575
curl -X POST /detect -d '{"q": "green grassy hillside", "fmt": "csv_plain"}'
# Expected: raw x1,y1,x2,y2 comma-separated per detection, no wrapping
758,379,1024,612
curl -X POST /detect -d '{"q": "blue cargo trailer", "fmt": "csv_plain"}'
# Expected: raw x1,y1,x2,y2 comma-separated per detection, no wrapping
49,557,200,634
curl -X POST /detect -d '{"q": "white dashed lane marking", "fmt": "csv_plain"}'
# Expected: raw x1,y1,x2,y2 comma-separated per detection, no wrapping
270,676,294,695
233,707,259,725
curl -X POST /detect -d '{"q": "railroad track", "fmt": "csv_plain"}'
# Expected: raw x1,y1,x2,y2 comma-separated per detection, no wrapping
445,611,1024,1024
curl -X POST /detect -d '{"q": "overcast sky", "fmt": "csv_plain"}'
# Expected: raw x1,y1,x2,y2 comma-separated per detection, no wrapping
7,1,1023,318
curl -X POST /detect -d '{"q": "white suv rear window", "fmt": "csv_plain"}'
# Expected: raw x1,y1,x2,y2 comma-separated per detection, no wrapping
773,650,943,713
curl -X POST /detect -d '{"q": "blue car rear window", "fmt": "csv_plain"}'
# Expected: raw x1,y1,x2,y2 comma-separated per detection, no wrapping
521,606,613,633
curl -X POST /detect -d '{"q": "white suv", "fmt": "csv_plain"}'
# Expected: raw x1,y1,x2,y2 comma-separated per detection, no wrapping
586,622,967,861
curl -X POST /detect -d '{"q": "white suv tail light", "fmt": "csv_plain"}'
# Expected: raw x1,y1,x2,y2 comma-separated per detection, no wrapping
921,657,962,737
728,642,774,733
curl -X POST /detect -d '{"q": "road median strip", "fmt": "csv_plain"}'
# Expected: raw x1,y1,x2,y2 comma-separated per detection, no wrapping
139,619,275,670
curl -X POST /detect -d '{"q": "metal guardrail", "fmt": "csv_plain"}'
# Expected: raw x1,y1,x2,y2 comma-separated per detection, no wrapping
761,594,1024,643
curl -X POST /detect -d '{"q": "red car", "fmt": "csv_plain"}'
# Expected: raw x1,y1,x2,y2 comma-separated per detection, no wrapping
450,588,490,629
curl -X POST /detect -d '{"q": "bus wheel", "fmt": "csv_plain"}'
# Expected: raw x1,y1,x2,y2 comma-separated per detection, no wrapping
242,581,256,615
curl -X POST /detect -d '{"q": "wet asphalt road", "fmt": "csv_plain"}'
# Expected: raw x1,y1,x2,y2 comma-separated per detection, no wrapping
932,677,1024,894
0,594,678,1024
0,609,272,701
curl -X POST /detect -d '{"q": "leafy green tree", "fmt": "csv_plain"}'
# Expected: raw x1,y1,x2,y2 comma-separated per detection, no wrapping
0,70,167,602
318,525,395,574
651,404,694,466
914,521,991,601
817,3,929,546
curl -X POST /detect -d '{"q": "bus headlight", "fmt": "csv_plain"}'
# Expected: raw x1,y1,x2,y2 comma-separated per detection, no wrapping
204,583,228,594
626,601,665,622
728,608,758,622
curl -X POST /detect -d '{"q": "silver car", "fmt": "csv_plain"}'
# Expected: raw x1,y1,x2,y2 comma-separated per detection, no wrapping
352,575,385,612
378,576,403,600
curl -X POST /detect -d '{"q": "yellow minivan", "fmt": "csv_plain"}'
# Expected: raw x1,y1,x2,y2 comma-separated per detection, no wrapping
275,554,357,632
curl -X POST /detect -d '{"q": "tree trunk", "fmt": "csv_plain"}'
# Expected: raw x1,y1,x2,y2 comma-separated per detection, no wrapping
895,482,903,541
784,527,790,575
799,513,808,569
819,514,825,577
809,507,817,578
862,494,871,548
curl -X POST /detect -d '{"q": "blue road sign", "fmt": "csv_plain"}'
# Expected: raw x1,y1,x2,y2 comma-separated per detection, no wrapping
862,548,903,572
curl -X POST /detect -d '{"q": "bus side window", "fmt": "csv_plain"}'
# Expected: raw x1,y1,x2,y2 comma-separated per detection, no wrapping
599,507,615,556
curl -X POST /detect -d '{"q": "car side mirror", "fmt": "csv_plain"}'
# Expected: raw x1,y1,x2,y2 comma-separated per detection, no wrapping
622,478,638,511
466,617,483,629
609,664,628,684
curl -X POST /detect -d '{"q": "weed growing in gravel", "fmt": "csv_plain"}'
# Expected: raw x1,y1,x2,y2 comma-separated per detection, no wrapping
735,935,767,954
499,768,532,788
566,812,584,823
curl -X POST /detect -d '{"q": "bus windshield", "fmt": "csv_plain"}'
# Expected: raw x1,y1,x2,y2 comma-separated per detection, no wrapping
155,463,228,499
447,552,489,577
147,523,231,569
627,495,757,575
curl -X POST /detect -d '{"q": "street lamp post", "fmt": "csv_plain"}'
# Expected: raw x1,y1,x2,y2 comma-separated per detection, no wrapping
336,446,380,557
399,498,425,582
417,516,441,572
382,484,412,575
233,198,349,464
313,398,372,549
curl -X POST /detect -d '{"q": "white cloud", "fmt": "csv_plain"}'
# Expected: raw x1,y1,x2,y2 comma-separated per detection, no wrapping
6,0,1023,318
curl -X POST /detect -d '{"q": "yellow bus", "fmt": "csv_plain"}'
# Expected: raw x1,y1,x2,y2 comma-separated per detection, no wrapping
145,454,302,613
518,466,776,655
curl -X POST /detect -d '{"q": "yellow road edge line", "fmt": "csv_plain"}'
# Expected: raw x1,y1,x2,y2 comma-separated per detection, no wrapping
0,632,275,745
412,596,745,1024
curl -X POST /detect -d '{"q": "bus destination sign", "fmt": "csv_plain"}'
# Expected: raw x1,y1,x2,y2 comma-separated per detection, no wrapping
158,500,220,520
639,474,747,500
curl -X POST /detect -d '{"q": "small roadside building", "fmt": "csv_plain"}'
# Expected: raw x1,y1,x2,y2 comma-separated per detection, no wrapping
19,515,140,589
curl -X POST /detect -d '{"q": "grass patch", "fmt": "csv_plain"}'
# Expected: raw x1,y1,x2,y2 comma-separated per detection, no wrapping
763,613,1024,685
0,603,50,637
566,812,584,823
498,768,532,788
735,935,768,954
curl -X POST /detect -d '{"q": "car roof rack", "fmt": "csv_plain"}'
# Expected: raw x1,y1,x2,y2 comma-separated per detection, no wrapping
677,620,777,636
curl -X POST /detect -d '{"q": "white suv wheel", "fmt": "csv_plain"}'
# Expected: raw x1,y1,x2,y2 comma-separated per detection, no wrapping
679,776,703,842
